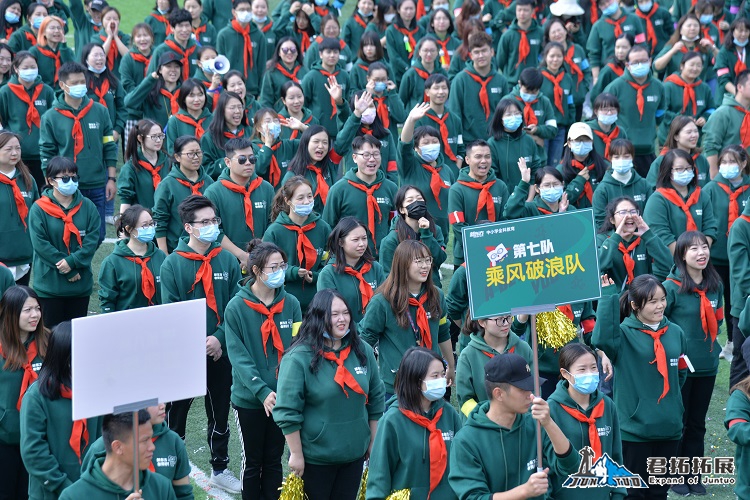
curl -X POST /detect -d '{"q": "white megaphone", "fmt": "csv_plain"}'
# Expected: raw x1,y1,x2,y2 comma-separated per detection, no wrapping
209,55,230,75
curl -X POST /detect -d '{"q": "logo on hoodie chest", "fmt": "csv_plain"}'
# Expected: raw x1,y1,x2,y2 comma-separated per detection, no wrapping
442,430,454,441
155,455,177,468
279,319,293,331
213,271,229,281
354,366,367,375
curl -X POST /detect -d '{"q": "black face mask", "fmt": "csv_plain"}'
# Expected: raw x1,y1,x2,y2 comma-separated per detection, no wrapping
405,200,427,219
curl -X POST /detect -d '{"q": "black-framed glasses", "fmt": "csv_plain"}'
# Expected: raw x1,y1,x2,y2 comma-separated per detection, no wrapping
355,151,381,160
263,262,289,273
614,209,639,216
489,316,512,326
54,175,79,183
190,217,221,226
181,151,203,159
234,155,256,165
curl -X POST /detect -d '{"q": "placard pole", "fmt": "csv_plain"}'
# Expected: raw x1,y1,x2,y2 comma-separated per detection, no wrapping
114,399,158,495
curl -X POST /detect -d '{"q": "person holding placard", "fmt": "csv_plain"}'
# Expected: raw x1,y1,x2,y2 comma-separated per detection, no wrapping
224,239,302,500
0,285,48,500
160,195,242,494
20,321,103,500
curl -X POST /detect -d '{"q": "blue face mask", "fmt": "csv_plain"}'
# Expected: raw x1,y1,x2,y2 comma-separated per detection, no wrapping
157,7,168,14
419,143,441,162
422,377,447,401
252,13,267,23
373,81,387,93
503,115,523,132
672,169,695,186
601,1,618,16
262,268,285,288
570,141,593,156
235,10,252,23
32,16,43,29
293,201,314,216
56,178,79,196
637,1,652,11
196,223,220,243
90,18,102,27
699,13,714,24
136,226,156,242
568,371,600,394
357,8,370,16
4,12,19,23
612,158,633,174
735,37,749,47
66,83,88,99
315,0,328,6
267,121,281,139
720,163,741,179
540,186,563,203
18,68,38,82
323,328,350,340
88,64,105,75
597,112,618,125
629,62,650,78
520,91,538,102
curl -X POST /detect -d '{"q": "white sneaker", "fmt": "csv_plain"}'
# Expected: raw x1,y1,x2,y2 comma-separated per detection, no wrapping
209,469,241,493
105,215,115,225
720,341,734,363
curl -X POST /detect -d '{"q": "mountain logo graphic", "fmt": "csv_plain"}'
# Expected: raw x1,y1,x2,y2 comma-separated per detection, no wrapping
563,446,648,489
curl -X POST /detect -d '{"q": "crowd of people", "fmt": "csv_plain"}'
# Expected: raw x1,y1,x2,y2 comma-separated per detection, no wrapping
1,0,750,498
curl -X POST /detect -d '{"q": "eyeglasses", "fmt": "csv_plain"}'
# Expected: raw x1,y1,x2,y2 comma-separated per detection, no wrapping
190,217,221,226
598,107,618,115
226,105,244,112
181,151,203,159
672,167,693,174
489,316,512,326
280,47,297,54
614,209,639,216
139,221,157,228
233,154,256,165
54,175,79,183
354,151,381,160
420,48,437,54
413,257,433,267
147,133,166,141
263,262,289,273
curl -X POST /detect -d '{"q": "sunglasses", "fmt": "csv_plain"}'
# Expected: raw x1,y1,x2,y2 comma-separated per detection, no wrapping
235,155,256,165
54,175,79,183
281,47,298,54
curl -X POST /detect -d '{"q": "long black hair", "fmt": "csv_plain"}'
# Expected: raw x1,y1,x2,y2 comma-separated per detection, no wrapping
597,196,638,233
327,216,374,273
124,118,163,162
206,91,243,150
0,0,21,37
81,42,120,93
287,125,330,176
349,89,389,139
656,149,697,189
394,346,445,413
489,99,524,140
618,274,666,323
37,321,72,399
559,144,608,185
266,36,302,71
394,184,438,240
673,231,721,294
147,56,181,109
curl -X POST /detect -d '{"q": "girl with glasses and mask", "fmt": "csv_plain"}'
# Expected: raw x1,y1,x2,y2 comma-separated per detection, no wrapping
252,107,305,190
224,239,302,500
504,165,572,219
366,346,462,499
28,156,99,327
558,122,608,210
259,37,307,111
647,116,711,189
264,176,331,311
98,204,167,312
118,119,170,212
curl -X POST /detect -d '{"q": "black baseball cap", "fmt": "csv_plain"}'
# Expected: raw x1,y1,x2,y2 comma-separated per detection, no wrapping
89,0,108,11
158,52,183,67
484,353,544,392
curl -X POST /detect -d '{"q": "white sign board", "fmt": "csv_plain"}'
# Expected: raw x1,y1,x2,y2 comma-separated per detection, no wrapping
71,299,207,420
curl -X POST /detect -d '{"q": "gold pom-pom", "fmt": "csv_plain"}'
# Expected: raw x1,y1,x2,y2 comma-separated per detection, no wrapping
279,472,307,500
535,310,578,349
357,466,368,500
386,489,411,500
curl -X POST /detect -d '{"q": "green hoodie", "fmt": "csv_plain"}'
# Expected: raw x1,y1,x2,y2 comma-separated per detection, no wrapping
0,334,42,445
322,167,398,256
378,215,448,286
446,263,468,322
28,189,100,298
448,167,509,265
0,76,55,160
334,111,400,183
160,239,241,350
547,380,626,500
254,137,300,189
262,211,331,311
216,21,267,94
279,158,340,215
39,95,117,190
200,126,255,180
123,74,177,129
503,87,558,164
456,331,534,417
225,284,302,409
642,184,718,247
68,0,101,58
0,168,38,267
603,72,664,155
447,61,509,143
596,229,672,288
98,240,168,312
85,74,127,136
259,62,309,110
540,68,576,128
59,455,176,500
360,287,450,392
0,265,12,294
415,107,466,177
302,36,354,71
496,20,544,84
29,44,74,86
204,168,275,250
703,94,750,158
725,388,750,500
317,260,386,324
152,165,214,253
385,22,426,85
586,13,644,69
399,59,448,112
300,61,350,138
729,202,750,316
592,291,687,442
448,400,579,500
503,180,576,219
585,119,629,162
645,153,711,189
8,25,36,53
20,383,103,499
703,174,750,266
148,34,200,79
366,397,462,500
663,268,723,377
166,108,214,156
117,149,171,210
119,49,151,93
591,169,650,227
659,75,713,144
489,133,543,192
273,336,385,465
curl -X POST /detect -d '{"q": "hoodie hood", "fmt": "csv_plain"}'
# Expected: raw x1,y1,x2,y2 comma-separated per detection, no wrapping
273,209,321,225
547,378,605,410
52,94,93,113
456,166,498,184
721,93,742,108
152,421,170,438
112,239,161,258
167,164,207,183
81,455,152,495
600,168,643,187
343,166,386,186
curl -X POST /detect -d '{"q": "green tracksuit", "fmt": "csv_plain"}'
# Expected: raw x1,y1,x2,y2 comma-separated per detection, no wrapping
360,287,450,392
0,76,55,162
217,20,268,95
725,388,750,500
495,19,544,84
28,44,74,85
342,12,373,56
378,216,447,286
447,61,509,143
503,179,576,219
646,152,711,188
592,171,649,227
596,229,672,288
547,381,626,500
448,168,509,265
97,240,167,312
317,260,386,324
415,107,466,176
20,383,103,500
119,49,151,93
303,36,354,70
68,0,102,58
446,263,467,323
193,15,218,47
117,149,171,210
0,335,42,446
152,166,214,253
124,74,177,129
503,87,558,164
489,132,543,192
399,139,456,237
148,35,200,80
448,401,579,500
399,60,448,112
254,138,299,189
592,291,688,442
262,211,331,310
273,336,385,465
0,168,38,267
28,189,100,298
663,269,723,377
586,12,644,69
259,62,308,110
203,0,232,32
39,95,116,190
8,25,36,53
300,61,350,138
385,22,426,85
642,184,718,247
703,94,749,159
59,456,176,500
322,168,398,256
659,75,713,144
85,74,126,137
160,238,241,350
540,68,576,128
166,108,213,156
585,119,629,161
279,159,340,215
333,111,400,183
456,331,533,417
728,202,750,316
704,174,750,266
366,397,462,500
603,72,664,155
225,284,302,409
200,126,255,180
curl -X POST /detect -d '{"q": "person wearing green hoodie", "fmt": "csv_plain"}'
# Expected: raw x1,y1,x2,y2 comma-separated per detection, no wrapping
592,276,688,498
729,201,750,382
224,240,302,499
504,165,574,220
251,107,303,189
98,205,167,313
488,98,543,192
586,0,645,79
160,194,242,494
204,137,275,267
259,37,308,111
663,231,724,495
547,343,626,500
300,37,349,139
366,347,461,500
384,0,425,86
68,0,104,59
124,52,182,131
703,71,750,175
201,91,255,180
119,24,154,94
148,9,199,82
448,140,509,266
496,0,544,84
449,353,579,500
60,410,176,500
80,404,192,500
28,157,100,328
216,0,267,94
585,93,629,163
725,376,750,500
165,80,213,156
28,17,73,87
118,119,171,212
273,288,385,499
399,37,447,112
323,135,397,257
8,5,44,54
20,321,103,500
